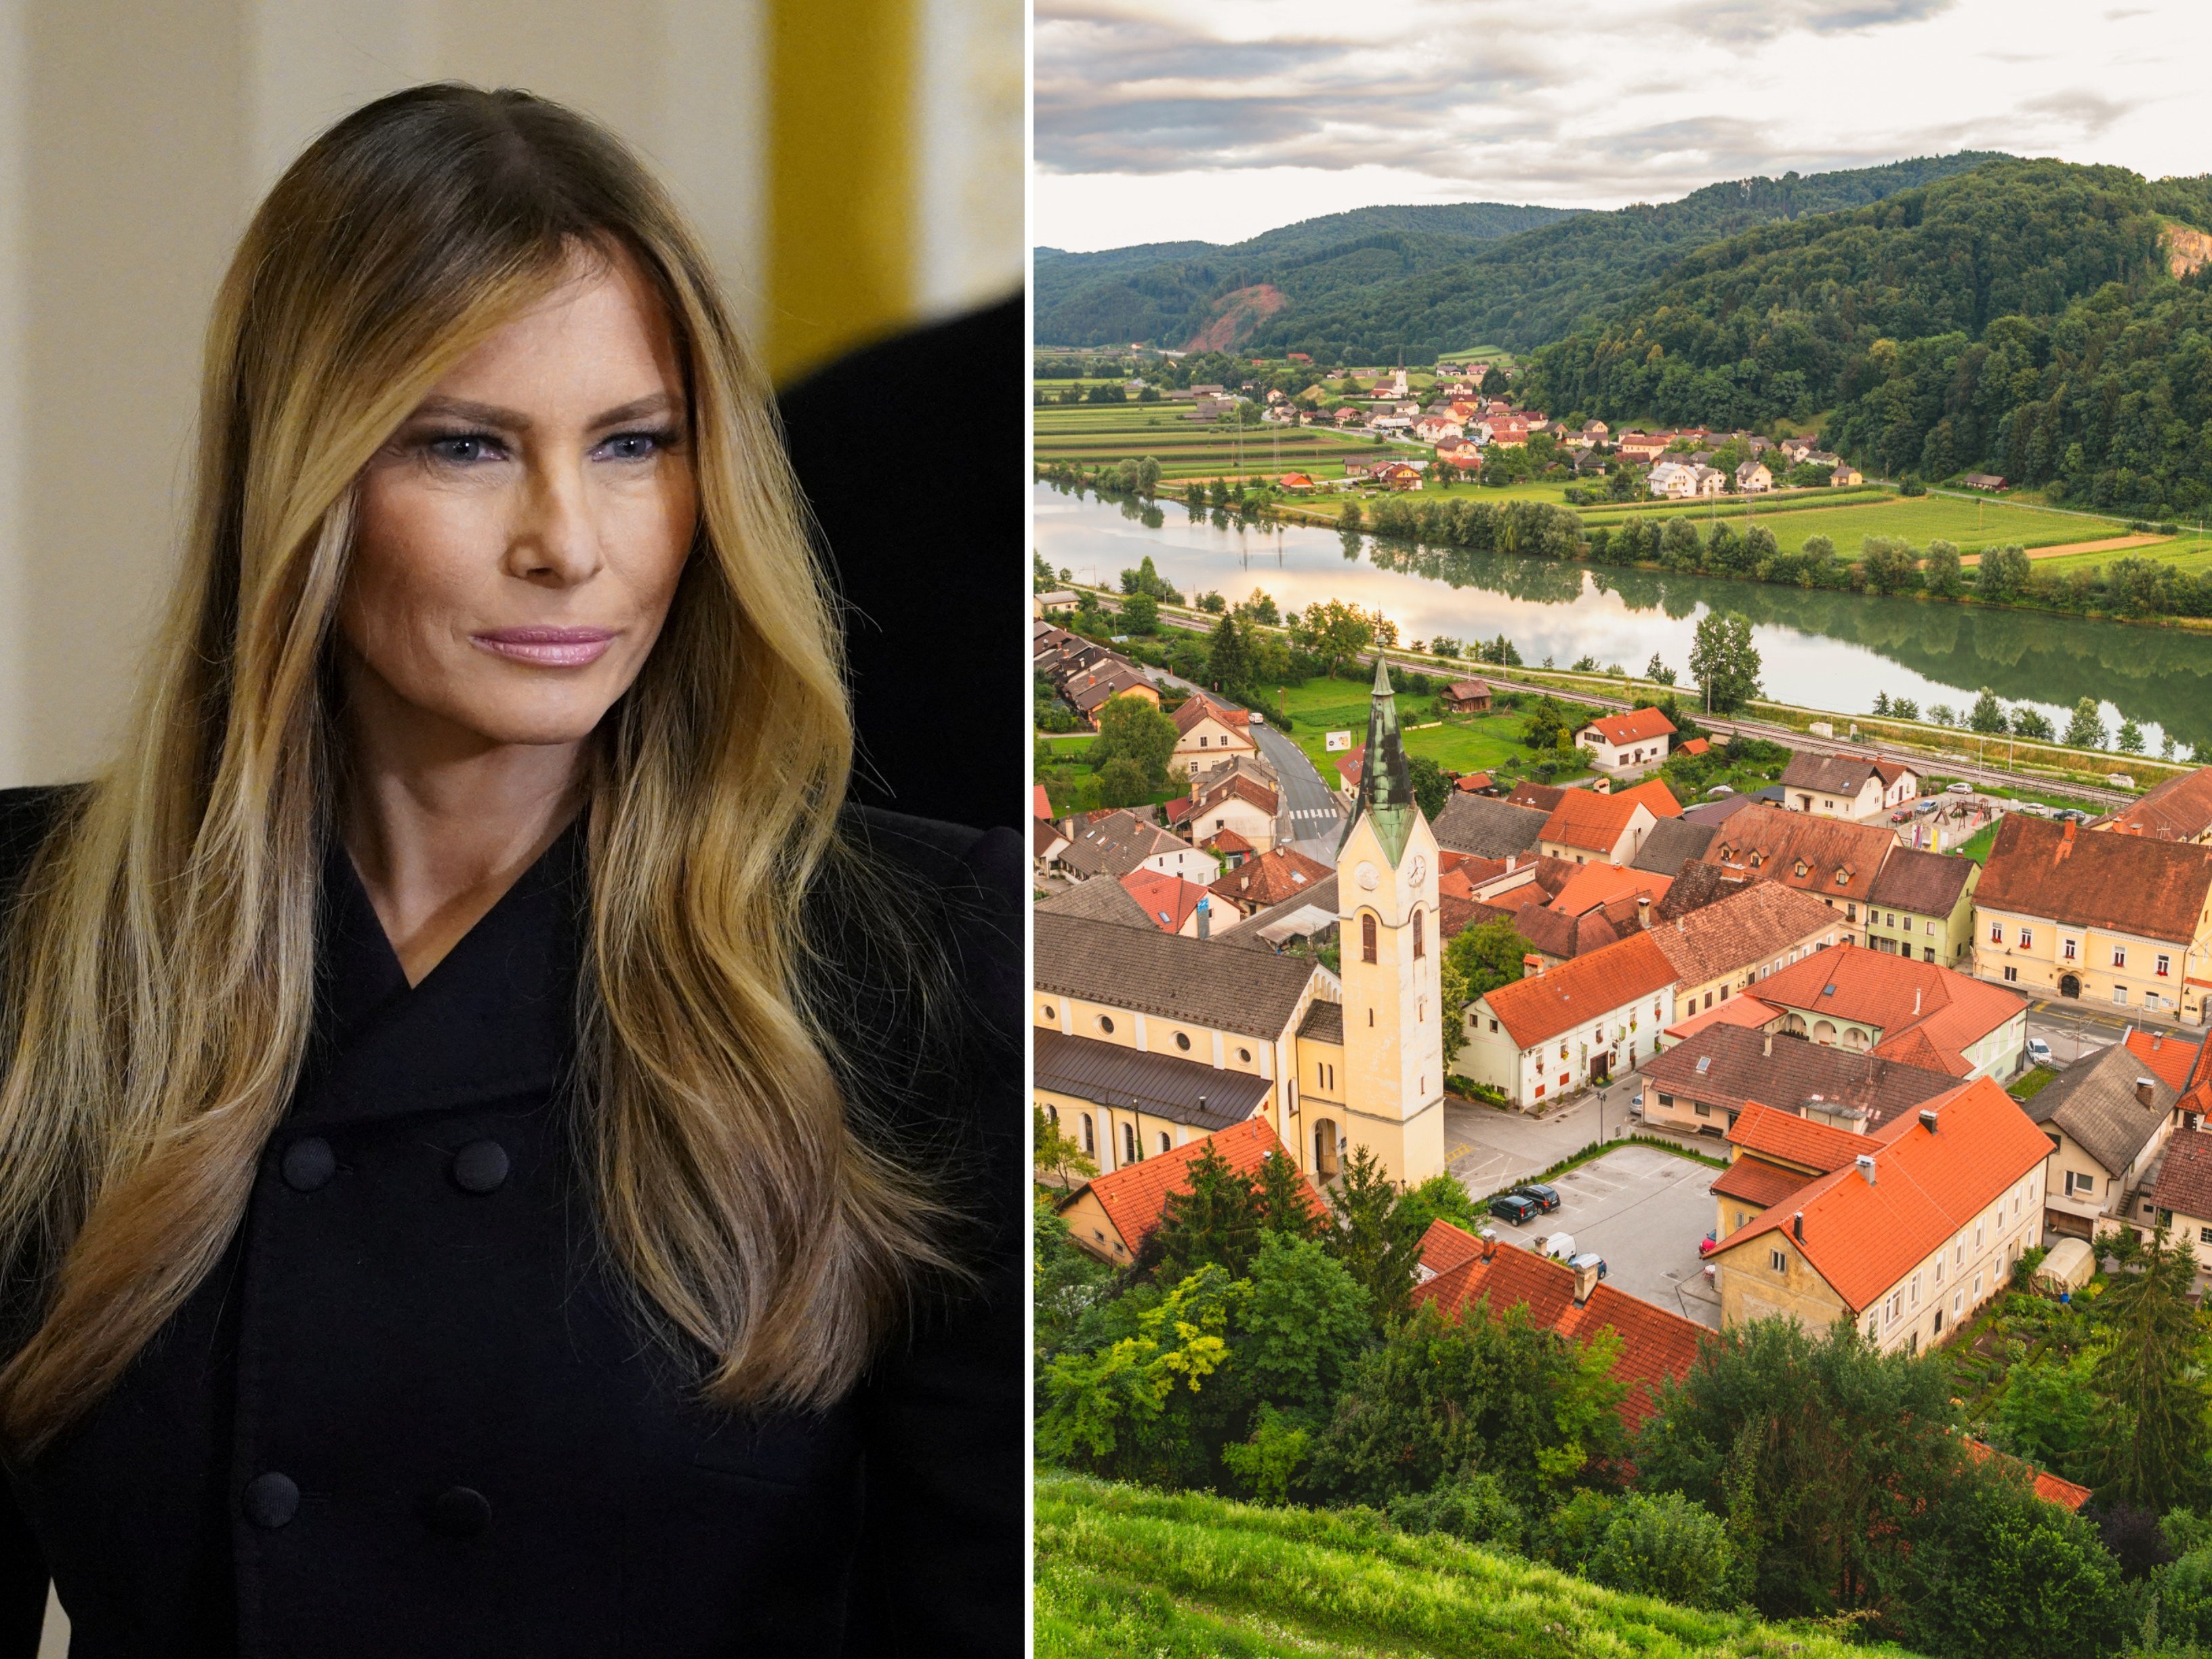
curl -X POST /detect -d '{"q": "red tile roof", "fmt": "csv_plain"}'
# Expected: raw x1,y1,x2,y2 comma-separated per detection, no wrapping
1173,692,1253,739
1710,1077,2051,1313
1034,784,1054,822
1454,771,1495,793
1120,868,1212,933
1414,1221,1707,1428
1549,861,1671,919
1541,789,1650,853
1753,943,2025,1074
1480,930,1678,1049
2096,765,2212,842
1664,996,1780,1042
1206,827,1254,855
1210,846,1330,910
1963,1437,2092,1511
2152,1128,2212,1223
1063,1117,1320,1255
1679,737,1711,756
1702,804,1898,899
2125,1028,2202,1094
1614,777,1683,820
1584,708,1677,747
1711,1157,1815,1209
1978,814,2212,945
1727,1100,1872,1174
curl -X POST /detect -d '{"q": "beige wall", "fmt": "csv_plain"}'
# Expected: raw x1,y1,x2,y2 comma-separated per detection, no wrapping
0,1,1020,785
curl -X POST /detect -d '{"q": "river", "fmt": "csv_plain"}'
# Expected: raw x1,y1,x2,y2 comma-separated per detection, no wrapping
1034,482,2212,755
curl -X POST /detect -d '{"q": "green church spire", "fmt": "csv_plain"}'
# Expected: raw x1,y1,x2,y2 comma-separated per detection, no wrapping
1340,653,1416,867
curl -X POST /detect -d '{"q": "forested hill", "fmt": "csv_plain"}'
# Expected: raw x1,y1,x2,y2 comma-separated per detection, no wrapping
1034,200,1575,350
1514,159,2212,518
1234,152,2007,362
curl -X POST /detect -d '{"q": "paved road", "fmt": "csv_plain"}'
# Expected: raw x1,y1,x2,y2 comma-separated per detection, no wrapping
1152,660,1347,846
1442,1081,1645,1195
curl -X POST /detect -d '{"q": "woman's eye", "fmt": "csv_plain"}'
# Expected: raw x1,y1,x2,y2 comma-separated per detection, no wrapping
598,428,676,462
426,433,501,465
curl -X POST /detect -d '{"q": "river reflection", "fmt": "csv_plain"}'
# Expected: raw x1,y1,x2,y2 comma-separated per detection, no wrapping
1034,482,2212,752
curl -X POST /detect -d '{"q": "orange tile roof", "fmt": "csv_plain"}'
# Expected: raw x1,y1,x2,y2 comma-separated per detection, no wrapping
1549,861,1672,919
2125,1028,2201,1093
1479,930,1678,1050
2096,764,2212,842
2151,1128,2212,1223
1584,708,1678,747
1205,827,1255,855
1034,783,1054,822
1120,868,1212,933
1414,1222,1706,1428
1062,1117,1320,1255
1727,1100,1872,1174
1978,814,2212,945
1614,777,1683,819
1679,737,1711,756
1702,804,1898,899
1664,996,1780,1042
1753,942,2024,1072
1540,789,1650,853
1709,1078,2050,1313
1963,1437,2091,1511
1711,1157,1814,1209
1173,691,1253,739
1417,1217,1484,1277
1210,846,1330,910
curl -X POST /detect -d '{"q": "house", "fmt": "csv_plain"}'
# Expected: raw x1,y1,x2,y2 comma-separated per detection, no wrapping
1700,804,1900,929
1576,706,1677,771
1172,690,1260,770
1779,436,1819,465
1179,773,1279,855
2029,1040,2187,1240
2144,1121,2212,1281
1375,462,1422,489
1616,432,1671,462
1538,789,1660,866
1630,817,1719,878
1647,460,1696,498
1034,589,1080,613
1067,668,1161,724
1753,942,2029,1080
1204,827,1255,867
1431,794,1549,860
1210,846,1331,918
1830,462,1864,486
1277,472,1316,493
1035,913,1331,1176
1678,737,1711,756
1735,460,1774,493
1457,931,1679,1105
1035,815,1071,872
1646,880,1853,1022
1865,848,1980,967
1960,473,2008,491
1054,810,1208,884
1334,406,1364,427
1050,1114,1322,1263
1452,771,1496,794
1778,752,1920,821
2093,764,2212,844
1120,868,1215,937
1412,1221,1706,1429
1973,815,2212,1021
1688,465,1727,496
1704,1075,2052,1353
1439,678,1492,714
1639,1024,1962,1144
1414,415,1464,443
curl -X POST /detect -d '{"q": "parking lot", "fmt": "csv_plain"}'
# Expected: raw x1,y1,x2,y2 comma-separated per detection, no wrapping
1486,1142,1723,1328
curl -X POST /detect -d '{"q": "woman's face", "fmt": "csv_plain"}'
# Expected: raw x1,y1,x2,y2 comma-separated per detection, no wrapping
340,247,697,754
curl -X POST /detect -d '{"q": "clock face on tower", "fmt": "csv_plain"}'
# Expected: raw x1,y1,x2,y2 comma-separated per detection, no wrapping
1408,855,1427,888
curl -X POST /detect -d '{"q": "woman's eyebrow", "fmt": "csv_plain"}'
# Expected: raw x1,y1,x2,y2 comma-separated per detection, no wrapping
407,391,684,432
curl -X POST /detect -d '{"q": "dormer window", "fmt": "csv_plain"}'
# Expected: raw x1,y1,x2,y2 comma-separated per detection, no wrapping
1834,869,1849,886
1794,860,1807,878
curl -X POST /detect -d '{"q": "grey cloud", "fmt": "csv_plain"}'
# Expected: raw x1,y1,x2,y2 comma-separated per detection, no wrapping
2018,89,2133,138
1662,0,1955,45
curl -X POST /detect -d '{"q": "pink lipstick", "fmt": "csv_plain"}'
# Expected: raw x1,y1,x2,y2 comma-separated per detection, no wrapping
470,626,617,667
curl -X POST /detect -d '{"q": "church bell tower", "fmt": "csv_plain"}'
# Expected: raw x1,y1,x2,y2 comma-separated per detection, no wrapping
1332,655,1446,1187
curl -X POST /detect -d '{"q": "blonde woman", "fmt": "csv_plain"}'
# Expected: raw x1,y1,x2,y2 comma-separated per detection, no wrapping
0,85,1021,1655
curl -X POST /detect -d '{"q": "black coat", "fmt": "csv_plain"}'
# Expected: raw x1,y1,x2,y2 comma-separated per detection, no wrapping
0,786,1023,1658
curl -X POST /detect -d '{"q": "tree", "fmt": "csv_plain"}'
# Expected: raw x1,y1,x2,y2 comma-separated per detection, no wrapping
1891,697,1920,722
1391,1172,1488,1239
1119,592,1159,634
1238,588,1281,626
1092,694,1179,785
1688,611,1763,714
2091,1227,2212,1512
1149,1141,1264,1283
2011,707,2055,741
1977,544,2032,602
1291,599,1376,677
1034,1106,1097,1187
1923,539,1965,598
1860,535,1921,594
1645,653,1677,686
1231,1233,1372,1424
1584,1492,1740,1612
1206,611,1250,695
2118,716,2146,754
1408,756,1449,820
1036,1265,1237,1477
1441,918,1533,1069
1321,1147,1425,1319
2065,697,2108,751
1095,756,1150,807
1034,1192,1114,1372
1969,687,2009,734
1252,1146,1324,1241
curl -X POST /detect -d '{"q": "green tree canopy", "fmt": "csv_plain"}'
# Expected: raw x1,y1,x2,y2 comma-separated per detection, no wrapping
1687,611,1763,714
1092,695,1180,785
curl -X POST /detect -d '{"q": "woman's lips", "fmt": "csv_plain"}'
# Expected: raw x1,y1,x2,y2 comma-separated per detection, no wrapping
469,626,617,667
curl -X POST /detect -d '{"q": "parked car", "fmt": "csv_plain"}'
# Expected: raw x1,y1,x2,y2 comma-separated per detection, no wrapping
1537,1232,1577,1262
1248,712,1265,725
1914,798,1940,815
1489,1193,1540,1225
1513,1183,1561,1213
1890,808,1912,823
1568,1252,1609,1280
1947,781,1973,795
2026,1038,2055,1067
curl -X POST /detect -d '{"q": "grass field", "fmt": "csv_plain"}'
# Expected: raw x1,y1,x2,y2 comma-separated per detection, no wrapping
1584,493,2134,556
1034,733,1185,818
1272,677,1551,781
1034,405,1416,480
1954,820,1999,863
1036,1472,1928,1659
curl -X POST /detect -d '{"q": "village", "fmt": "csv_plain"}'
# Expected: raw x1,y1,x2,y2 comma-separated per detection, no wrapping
1034,599,2212,1519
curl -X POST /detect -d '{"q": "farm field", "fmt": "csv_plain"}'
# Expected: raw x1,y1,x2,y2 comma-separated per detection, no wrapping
2028,533,2212,579
1033,405,1414,480
1271,676,1543,780
1584,493,2136,556
1034,1473,1923,1659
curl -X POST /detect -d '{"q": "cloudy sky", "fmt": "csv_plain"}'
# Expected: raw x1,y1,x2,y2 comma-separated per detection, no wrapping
1035,1,2212,252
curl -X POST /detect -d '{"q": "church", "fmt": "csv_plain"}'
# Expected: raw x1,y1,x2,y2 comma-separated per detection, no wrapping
1033,657,1446,1190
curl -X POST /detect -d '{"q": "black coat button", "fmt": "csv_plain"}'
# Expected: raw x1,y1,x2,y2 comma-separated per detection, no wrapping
280,1138,334,1191
451,1139,510,1194
422,1485,491,1538
242,1471,299,1529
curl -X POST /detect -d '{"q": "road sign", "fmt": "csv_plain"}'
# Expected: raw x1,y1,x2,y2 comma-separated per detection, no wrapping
1326,730,1353,752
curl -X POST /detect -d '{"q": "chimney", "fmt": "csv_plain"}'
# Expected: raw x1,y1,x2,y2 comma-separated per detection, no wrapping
2138,1076,2158,1106
1524,953,1544,977
1197,895,1210,940
2154,1031,2165,1052
1637,897,1652,929
1919,1108,1939,1133
1573,1257,1602,1306
1856,1153,1877,1185
1479,1226,1497,1263
1506,855,1517,872
1792,1211,1804,1241
1763,1031,1774,1058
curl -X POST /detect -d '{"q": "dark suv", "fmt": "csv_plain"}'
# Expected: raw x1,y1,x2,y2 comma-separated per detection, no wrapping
1488,1193,1540,1225
1512,1183,1561,1213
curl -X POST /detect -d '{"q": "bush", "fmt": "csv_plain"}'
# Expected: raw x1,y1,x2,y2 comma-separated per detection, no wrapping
1384,1471,1524,1550
1584,1492,1738,1612
1096,757,1149,807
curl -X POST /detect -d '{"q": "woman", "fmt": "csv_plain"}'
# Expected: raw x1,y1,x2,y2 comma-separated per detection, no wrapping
0,85,1021,1656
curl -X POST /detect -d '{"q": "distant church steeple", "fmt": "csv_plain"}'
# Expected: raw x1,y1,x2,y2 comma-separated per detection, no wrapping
1340,654,1416,867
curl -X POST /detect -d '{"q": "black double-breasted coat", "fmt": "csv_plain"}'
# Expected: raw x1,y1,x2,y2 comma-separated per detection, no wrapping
0,785,1023,1657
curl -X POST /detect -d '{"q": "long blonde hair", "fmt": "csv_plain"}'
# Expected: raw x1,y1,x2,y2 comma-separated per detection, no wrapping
0,84,953,1452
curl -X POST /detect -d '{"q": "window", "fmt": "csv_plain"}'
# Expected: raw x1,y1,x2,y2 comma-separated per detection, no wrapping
2160,1208,2175,1227
1933,1258,1943,1286
1237,1047,1251,1063
1042,1004,1058,1020
1954,1290,1963,1318
2158,954,2173,977
1975,1221,1985,1248
2003,966,2018,983
2114,945,2127,969
1489,1019,1498,1033
1910,1273,1921,1307
1174,1031,1191,1051
1080,1115,1095,1154
1122,1123,1138,1163
1158,1131,1170,1154
2115,986,2129,1006
1926,920,1936,936
2019,928,2032,949
1973,1272,1984,1299
2200,1226,2212,1246
1866,1315,1879,1341
1989,921,2004,944
2062,939,2077,962
2066,1171,2097,1197
1361,912,1377,964
1099,1015,1115,1034
1413,908,1425,960
1769,1248,1787,1273
1044,1104,1059,1126
1886,1292,1901,1326
1886,913,1896,929
1694,1101,1711,1117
